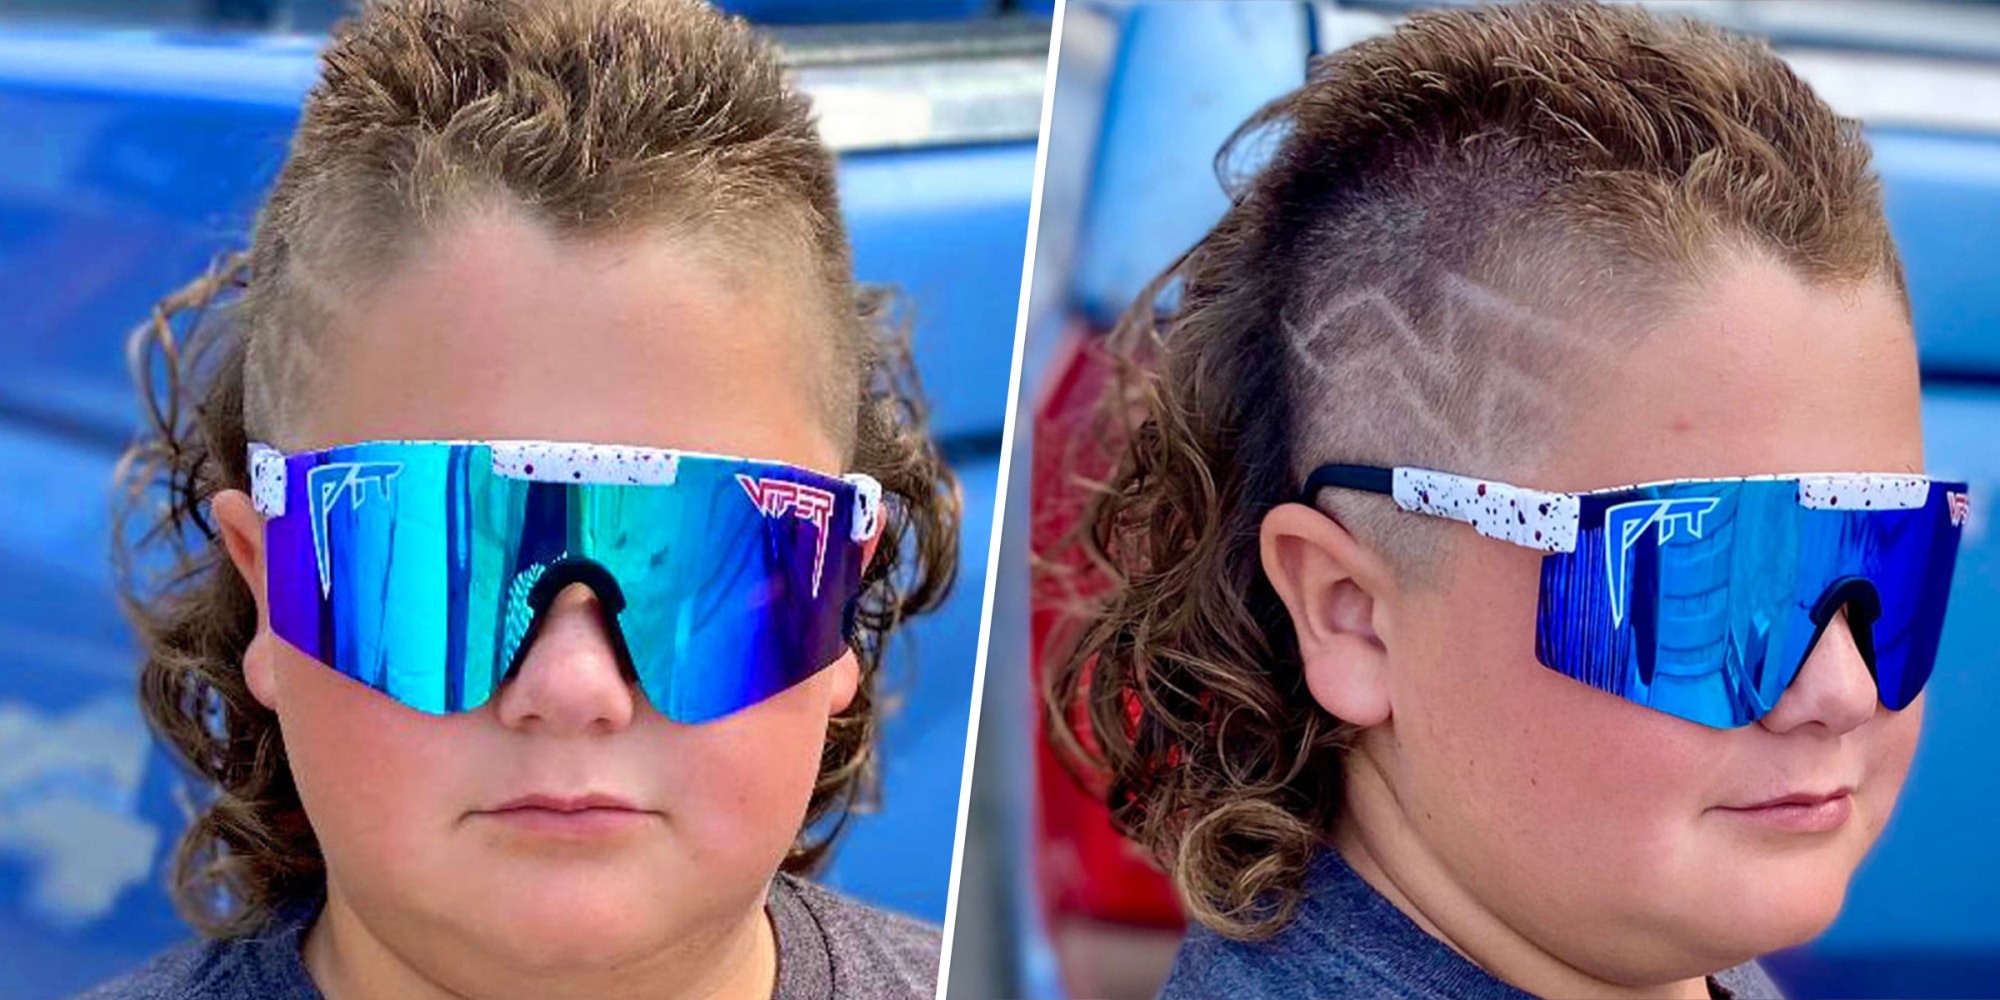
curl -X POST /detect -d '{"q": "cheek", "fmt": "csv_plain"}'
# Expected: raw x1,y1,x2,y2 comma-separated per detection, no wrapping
658,670,835,867
268,644,469,875
1389,546,1728,909
1858,695,1921,828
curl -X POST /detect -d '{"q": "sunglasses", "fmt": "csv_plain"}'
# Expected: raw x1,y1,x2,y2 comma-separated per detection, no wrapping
1302,464,1970,728
250,439,884,723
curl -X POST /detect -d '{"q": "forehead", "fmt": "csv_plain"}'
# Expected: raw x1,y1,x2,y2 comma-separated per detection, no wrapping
1546,255,1921,492
300,208,842,471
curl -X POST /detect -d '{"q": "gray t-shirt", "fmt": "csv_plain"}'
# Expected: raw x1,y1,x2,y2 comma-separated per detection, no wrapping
1160,850,1783,1000
71,874,939,1000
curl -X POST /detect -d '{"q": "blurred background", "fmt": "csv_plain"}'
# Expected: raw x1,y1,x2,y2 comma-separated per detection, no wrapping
948,2,2000,998
0,1,1048,997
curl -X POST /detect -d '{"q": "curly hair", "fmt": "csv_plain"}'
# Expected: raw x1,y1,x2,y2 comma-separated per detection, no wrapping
1045,0,1901,940
114,0,958,938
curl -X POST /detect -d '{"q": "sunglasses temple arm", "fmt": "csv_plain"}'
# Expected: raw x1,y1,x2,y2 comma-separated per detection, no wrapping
1301,463,1582,554
1299,464,1394,503
844,473,885,544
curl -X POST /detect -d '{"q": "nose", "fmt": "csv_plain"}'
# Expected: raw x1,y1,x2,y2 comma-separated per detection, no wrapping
1759,606,1879,736
491,583,639,734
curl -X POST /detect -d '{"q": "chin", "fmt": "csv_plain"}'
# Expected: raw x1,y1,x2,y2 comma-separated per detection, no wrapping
1684,853,1856,963
481,904,673,972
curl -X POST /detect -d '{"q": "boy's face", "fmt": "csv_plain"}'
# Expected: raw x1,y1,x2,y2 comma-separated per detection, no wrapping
1373,256,1925,983
216,208,853,987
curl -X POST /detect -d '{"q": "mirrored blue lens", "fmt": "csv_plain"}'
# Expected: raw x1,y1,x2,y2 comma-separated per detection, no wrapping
261,442,866,723
1535,479,1966,728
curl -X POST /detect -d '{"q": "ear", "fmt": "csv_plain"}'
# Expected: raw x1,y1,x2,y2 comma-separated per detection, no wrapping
832,516,880,720
1260,502,1395,727
211,489,282,712
825,650,861,715
829,513,882,718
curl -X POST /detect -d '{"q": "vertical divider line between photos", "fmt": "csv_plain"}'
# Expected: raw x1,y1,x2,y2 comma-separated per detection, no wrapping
934,2,1068,996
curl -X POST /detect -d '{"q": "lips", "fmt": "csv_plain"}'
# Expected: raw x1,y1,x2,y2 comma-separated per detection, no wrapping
1714,788,1855,834
1729,790,1851,811
488,792,644,814
474,793,657,838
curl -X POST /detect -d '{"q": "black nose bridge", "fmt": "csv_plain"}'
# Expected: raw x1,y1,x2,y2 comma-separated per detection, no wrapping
1805,575,1881,677
502,555,636,682
525,556,629,617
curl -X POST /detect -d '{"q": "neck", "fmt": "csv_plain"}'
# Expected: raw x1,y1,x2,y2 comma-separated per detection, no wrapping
1336,751,1711,1000
302,880,778,1000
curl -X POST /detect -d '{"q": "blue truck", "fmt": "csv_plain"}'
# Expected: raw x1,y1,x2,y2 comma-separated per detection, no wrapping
0,2,1047,997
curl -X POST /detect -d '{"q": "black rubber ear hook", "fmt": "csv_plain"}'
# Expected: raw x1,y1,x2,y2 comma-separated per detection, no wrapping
503,556,642,685
1802,576,1883,682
